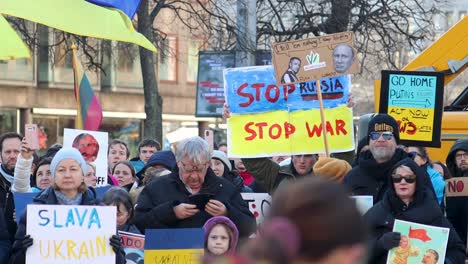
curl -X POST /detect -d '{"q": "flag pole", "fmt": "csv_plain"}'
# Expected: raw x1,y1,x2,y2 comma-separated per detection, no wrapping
71,43,83,129
316,79,330,157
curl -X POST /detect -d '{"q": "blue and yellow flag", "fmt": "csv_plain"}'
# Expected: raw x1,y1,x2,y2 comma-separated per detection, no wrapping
0,15,30,60
0,0,156,52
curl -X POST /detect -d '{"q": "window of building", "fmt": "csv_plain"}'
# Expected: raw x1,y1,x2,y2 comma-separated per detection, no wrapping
186,39,204,83
159,35,177,82
0,109,18,135
116,42,143,88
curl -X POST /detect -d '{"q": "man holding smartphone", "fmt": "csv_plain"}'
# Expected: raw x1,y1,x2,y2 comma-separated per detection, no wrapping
134,136,256,238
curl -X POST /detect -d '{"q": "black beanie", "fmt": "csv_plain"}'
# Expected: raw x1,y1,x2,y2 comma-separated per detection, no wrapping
367,114,400,144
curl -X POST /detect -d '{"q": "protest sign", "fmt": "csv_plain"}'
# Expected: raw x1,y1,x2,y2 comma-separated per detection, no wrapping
379,71,444,147
64,128,108,186
224,65,350,114
118,231,145,264
351,196,373,215
227,105,354,157
144,228,204,264
445,177,468,197
241,193,271,226
26,204,116,264
271,31,359,85
386,220,449,264
13,192,37,224
196,51,236,117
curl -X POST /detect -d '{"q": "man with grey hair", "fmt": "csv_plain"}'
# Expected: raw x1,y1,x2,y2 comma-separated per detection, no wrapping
134,136,256,238
421,249,439,264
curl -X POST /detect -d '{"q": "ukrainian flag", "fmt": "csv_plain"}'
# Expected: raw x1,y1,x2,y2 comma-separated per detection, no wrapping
0,0,156,52
72,45,103,131
0,15,30,60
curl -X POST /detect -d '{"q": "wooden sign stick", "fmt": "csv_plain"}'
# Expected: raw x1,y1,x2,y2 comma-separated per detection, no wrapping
316,79,330,157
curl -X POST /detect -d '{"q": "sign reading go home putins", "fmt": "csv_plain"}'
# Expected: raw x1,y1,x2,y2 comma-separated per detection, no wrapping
379,70,444,147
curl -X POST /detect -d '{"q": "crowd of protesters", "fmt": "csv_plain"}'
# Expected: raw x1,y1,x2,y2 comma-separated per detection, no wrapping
0,111,466,263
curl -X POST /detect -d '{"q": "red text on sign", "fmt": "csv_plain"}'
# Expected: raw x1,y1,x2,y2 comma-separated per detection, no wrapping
237,83,295,107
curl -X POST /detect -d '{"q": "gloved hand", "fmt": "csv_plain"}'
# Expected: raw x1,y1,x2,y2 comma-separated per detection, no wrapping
377,232,401,250
12,234,33,252
109,234,123,254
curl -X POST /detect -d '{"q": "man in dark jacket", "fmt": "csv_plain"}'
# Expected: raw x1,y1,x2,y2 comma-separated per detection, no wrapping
0,132,22,241
445,139,468,244
134,136,256,238
344,114,408,203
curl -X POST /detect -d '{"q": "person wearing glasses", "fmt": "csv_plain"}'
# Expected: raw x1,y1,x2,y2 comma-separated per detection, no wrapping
344,114,409,203
364,158,466,264
445,139,468,245
133,136,256,238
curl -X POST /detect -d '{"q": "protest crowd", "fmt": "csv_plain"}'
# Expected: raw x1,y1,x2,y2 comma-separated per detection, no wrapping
0,109,465,264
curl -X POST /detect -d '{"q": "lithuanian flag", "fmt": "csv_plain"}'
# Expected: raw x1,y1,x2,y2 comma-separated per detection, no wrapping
0,0,156,52
72,45,103,131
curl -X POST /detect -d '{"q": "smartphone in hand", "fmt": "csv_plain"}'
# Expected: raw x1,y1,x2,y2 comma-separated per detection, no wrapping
204,130,214,153
25,124,40,150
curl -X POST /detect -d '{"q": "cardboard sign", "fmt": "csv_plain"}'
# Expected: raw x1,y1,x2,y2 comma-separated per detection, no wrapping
224,65,350,114
144,228,204,264
196,51,236,117
445,177,468,197
386,220,449,264
26,204,116,264
118,231,144,264
241,193,271,226
228,106,354,157
379,71,444,147
271,31,359,85
64,128,109,186
351,196,373,215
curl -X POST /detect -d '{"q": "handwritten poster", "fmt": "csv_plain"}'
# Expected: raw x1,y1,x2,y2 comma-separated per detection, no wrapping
379,71,444,147
445,177,468,197
64,128,109,186
224,65,350,114
386,220,449,264
241,193,271,226
144,228,204,264
227,106,354,157
119,231,145,264
271,31,359,85
196,51,236,117
26,204,116,264
351,196,373,215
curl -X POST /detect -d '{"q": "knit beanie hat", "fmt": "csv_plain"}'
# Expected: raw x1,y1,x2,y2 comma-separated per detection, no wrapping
138,150,176,177
50,147,87,179
367,114,400,144
204,216,239,254
313,157,351,183
212,150,232,171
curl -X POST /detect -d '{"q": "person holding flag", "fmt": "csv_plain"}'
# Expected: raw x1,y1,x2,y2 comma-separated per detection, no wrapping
364,158,465,264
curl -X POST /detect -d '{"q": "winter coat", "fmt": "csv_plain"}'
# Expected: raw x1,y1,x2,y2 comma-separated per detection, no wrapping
0,165,17,241
242,157,314,194
364,158,466,264
344,148,408,203
0,211,11,264
133,168,256,238
445,139,468,245
9,187,126,264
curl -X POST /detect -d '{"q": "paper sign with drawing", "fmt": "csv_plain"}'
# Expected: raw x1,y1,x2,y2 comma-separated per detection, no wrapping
386,220,449,264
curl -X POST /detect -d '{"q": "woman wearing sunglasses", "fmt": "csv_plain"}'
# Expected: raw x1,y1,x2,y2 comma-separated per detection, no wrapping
364,158,465,264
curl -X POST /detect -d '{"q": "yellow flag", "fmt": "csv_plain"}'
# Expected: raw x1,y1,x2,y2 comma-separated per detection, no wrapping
0,0,156,52
0,15,30,60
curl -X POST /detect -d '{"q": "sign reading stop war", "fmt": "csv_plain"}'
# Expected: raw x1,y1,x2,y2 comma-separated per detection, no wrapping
379,70,444,147
224,65,350,114
446,177,468,197
271,31,359,85
227,105,354,157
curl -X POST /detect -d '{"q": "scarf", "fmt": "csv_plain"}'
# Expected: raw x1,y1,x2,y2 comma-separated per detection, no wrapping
54,190,83,205
0,164,14,184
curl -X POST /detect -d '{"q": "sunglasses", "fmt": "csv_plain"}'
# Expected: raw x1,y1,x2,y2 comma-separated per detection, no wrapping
369,131,394,141
391,175,416,183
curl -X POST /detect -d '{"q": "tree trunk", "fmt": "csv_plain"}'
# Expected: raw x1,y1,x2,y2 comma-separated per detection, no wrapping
137,0,163,143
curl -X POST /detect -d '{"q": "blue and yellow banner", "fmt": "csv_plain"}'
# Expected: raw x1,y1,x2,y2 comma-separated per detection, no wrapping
0,15,30,60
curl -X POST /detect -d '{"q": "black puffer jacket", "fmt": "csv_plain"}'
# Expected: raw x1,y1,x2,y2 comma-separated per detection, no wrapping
364,158,466,264
445,139,468,245
9,187,126,264
0,165,17,242
344,148,408,203
134,167,256,238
